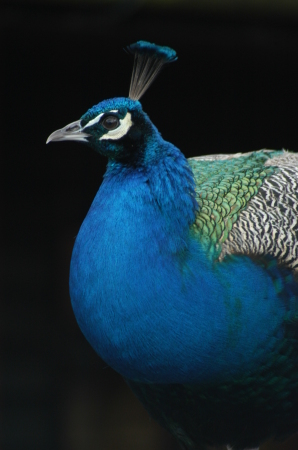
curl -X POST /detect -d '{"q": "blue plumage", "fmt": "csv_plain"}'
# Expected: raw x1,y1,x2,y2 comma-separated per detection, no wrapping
47,42,298,450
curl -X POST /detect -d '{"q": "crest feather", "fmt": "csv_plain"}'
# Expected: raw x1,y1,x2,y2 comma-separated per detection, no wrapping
127,41,177,101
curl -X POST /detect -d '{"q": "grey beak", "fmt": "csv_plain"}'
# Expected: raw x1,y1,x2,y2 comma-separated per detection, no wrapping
46,120,90,144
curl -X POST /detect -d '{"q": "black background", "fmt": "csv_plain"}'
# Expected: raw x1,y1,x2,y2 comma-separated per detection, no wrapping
3,2,298,449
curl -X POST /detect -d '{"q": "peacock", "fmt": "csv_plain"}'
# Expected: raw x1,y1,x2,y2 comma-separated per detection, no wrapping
47,41,298,450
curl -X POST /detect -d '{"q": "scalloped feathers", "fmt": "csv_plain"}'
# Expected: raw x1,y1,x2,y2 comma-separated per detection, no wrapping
127,41,177,101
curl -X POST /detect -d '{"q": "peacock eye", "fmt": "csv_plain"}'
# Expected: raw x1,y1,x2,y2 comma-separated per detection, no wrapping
101,115,120,131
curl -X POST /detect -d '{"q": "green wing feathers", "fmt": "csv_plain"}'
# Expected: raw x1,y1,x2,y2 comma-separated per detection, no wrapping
188,150,279,255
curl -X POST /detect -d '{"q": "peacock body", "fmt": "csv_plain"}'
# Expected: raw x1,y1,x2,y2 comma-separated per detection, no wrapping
47,42,298,450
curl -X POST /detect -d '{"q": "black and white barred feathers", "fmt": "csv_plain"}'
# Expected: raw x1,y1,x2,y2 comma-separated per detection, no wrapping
189,150,298,270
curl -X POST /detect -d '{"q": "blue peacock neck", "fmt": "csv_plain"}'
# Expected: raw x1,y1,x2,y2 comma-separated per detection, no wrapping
101,137,198,254
69,140,206,383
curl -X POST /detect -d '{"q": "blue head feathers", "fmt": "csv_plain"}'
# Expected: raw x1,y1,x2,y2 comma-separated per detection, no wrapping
46,41,177,161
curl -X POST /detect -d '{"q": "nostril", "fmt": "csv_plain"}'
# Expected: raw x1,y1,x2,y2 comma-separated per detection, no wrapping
66,124,80,132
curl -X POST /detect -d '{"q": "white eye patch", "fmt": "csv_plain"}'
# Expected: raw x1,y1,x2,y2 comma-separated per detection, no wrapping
83,110,119,129
100,112,133,141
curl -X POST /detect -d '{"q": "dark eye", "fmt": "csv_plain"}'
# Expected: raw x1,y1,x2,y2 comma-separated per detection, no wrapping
101,115,120,130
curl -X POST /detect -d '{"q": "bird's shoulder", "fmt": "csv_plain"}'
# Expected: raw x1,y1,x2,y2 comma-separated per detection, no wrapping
189,149,298,269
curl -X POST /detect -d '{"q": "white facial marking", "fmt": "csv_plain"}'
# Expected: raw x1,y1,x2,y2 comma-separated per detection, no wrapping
83,113,104,128
100,112,133,141
83,110,119,129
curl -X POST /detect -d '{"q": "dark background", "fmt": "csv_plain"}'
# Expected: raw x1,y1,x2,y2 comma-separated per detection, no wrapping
3,1,298,449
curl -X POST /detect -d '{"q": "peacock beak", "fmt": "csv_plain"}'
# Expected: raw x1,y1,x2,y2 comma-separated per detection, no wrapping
46,120,90,144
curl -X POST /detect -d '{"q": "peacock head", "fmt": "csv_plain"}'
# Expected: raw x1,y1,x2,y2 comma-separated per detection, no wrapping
47,41,177,161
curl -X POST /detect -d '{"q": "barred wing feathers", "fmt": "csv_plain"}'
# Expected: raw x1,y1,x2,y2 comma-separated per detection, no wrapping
189,150,298,270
